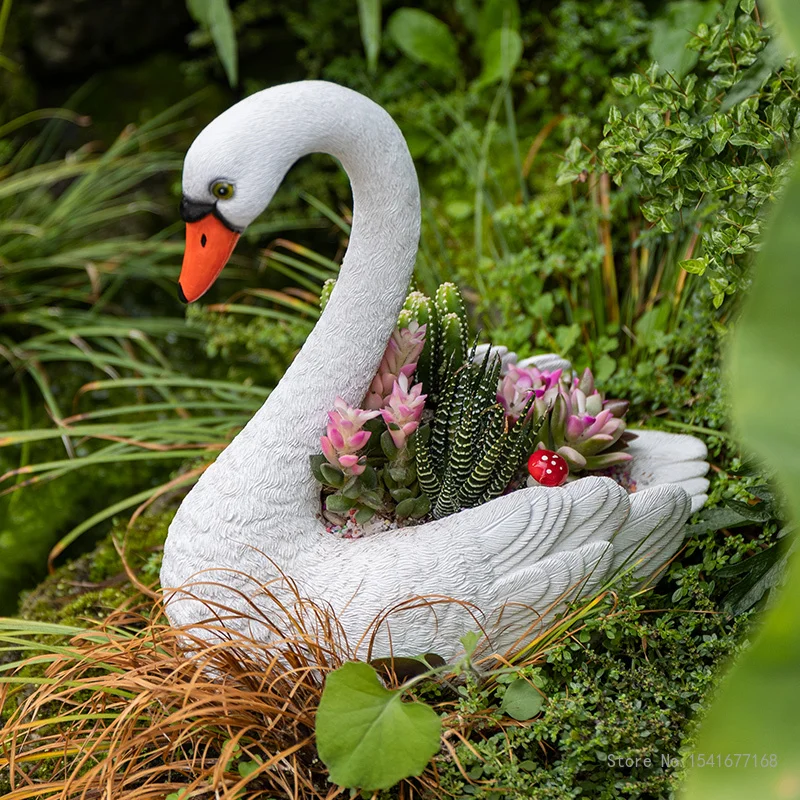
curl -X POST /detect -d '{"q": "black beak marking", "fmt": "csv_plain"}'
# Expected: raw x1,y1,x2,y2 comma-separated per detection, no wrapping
177,283,188,304
180,196,215,223
179,195,244,233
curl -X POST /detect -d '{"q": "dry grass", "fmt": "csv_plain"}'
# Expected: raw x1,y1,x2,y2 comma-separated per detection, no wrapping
0,565,612,800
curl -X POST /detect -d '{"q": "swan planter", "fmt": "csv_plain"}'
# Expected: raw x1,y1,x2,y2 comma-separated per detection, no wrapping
161,80,709,662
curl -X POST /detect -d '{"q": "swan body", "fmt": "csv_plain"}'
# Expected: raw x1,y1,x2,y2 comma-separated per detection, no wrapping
161,81,709,661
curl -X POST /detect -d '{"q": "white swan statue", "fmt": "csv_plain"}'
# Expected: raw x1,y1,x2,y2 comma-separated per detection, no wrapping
161,81,709,662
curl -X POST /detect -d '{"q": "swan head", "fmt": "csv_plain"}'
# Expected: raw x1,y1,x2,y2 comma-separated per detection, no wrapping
177,96,289,303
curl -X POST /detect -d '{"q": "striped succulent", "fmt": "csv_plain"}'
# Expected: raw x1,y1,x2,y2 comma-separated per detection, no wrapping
415,344,544,520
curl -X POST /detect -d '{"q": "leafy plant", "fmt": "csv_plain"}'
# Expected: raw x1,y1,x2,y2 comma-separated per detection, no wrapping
682,3,800,790
316,661,441,790
185,0,238,86
560,3,797,309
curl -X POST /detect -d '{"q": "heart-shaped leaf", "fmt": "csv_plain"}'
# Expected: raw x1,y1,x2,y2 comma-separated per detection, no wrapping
501,678,544,721
316,661,441,790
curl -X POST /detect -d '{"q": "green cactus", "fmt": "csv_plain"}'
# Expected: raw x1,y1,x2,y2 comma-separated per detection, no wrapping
320,278,336,311
416,339,542,520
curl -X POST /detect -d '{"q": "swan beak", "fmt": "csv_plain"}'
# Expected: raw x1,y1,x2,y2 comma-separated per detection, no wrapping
178,215,240,303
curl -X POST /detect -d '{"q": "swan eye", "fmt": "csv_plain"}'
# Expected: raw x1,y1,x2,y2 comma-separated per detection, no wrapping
210,181,235,200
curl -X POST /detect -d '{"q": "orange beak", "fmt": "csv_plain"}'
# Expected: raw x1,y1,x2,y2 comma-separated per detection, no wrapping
178,214,240,303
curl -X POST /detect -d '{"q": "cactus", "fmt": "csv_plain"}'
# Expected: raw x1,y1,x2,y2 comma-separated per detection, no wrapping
320,278,336,311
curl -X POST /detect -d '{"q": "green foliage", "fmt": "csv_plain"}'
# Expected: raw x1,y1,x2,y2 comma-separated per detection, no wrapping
315,661,441,790
562,4,797,309
434,593,746,799
649,1,717,79
357,0,381,73
185,0,238,86
387,8,460,76
499,677,543,721
682,26,800,788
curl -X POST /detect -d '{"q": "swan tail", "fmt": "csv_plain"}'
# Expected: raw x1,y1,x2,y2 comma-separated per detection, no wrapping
626,429,709,512
481,477,692,652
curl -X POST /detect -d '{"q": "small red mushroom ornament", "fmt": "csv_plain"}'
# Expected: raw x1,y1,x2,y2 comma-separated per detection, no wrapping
527,450,569,487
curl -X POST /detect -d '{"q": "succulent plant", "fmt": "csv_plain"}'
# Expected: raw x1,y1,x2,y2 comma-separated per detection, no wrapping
319,398,380,477
312,281,635,529
402,283,469,402
380,374,426,450
416,344,543,520
497,364,563,423
539,368,633,471
364,323,426,410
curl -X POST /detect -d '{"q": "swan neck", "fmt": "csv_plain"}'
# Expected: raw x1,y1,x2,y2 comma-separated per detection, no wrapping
212,83,420,535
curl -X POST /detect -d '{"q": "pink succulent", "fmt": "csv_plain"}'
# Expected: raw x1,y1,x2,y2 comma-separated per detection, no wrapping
380,374,427,450
545,369,632,470
364,322,427,409
320,397,380,476
497,365,563,422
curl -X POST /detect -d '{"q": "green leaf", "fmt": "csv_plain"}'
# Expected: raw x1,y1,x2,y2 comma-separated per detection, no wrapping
237,758,261,779
477,0,520,43
316,662,441,790
721,543,792,615
381,429,399,459
386,8,460,75
720,39,786,113
649,1,717,79
476,27,523,88
682,157,800,796
325,493,355,513
320,463,345,488
412,494,431,518
394,496,420,517
310,454,327,483
679,256,709,275
186,0,238,86
341,476,363,499
357,0,382,73
768,0,800,52
460,630,481,657
391,487,414,503
501,678,544,721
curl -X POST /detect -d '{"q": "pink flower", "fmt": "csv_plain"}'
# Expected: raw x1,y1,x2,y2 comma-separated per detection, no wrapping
380,374,427,450
364,323,426,409
320,397,380,476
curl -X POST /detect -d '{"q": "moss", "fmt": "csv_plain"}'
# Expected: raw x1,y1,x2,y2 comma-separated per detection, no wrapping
432,592,747,800
18,510,172,627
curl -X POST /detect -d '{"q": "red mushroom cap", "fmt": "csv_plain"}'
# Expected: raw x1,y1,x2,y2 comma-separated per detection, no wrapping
527,450,569,487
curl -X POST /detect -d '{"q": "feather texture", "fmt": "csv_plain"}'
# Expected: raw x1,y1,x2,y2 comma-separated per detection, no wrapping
162,82,708,662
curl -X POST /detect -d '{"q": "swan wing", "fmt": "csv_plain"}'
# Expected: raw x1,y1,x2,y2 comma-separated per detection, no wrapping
425,476,689,653
377,476,688,655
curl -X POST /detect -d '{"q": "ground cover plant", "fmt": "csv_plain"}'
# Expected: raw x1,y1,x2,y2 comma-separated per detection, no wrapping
0,0,798,797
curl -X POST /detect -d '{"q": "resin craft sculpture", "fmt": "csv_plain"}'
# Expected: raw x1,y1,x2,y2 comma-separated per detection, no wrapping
161,81,709,661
